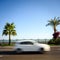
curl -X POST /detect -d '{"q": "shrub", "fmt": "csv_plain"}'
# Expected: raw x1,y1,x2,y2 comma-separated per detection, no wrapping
48,38,60,45
55,38,60,45
48,39,55,44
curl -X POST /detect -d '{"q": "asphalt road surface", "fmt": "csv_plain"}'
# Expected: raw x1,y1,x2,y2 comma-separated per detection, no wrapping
0,46,60,60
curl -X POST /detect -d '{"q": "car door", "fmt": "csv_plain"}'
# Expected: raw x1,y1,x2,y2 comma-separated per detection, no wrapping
19,41,38,51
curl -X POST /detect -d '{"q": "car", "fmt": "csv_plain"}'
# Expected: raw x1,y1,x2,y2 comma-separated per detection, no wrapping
13,40,50,53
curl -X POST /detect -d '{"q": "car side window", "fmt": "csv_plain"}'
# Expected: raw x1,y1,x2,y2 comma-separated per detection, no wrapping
20,41,33,45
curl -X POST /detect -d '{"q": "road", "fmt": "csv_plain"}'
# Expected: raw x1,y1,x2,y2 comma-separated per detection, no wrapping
0,46,60,60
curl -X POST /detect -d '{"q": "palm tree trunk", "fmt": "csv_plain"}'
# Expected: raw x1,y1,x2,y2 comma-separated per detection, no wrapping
9,32,11,45
54,26,56,33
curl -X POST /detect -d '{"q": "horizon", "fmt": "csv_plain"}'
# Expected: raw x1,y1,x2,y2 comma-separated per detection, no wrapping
0,39,50,43
0,0,60,39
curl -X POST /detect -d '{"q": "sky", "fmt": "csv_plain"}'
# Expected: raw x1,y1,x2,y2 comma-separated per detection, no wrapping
0,0,60,40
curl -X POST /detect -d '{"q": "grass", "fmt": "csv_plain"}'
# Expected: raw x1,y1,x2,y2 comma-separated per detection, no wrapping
49,44,60,46
0,43,15,46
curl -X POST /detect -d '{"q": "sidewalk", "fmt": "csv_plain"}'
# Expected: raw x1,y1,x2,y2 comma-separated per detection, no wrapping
0,46,13,49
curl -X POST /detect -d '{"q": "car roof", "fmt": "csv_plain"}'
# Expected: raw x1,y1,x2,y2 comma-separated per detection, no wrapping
16,40,37,43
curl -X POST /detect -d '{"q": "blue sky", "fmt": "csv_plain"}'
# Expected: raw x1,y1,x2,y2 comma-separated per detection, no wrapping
0,0,60,39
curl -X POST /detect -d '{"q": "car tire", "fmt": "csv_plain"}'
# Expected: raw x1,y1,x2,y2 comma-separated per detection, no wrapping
39,48,44,54
16,48,22,53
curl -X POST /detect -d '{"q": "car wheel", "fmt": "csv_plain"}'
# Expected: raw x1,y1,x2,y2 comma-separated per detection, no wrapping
16,48,22,53
39,48,44,54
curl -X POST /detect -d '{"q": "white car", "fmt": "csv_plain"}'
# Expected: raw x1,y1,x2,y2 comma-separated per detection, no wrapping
13,40,50,53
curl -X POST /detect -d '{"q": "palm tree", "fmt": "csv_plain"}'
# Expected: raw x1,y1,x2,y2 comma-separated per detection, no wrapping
2,23,17,45
46,17,60,33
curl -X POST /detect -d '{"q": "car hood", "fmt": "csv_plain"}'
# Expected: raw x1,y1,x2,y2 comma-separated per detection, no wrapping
36,43,50,47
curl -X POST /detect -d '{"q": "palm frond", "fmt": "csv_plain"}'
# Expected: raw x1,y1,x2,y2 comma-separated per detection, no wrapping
46,17,60,33
2,30,9,36
2,22,17,36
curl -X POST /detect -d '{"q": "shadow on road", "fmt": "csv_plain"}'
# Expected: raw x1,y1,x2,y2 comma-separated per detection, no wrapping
0,51,44,55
